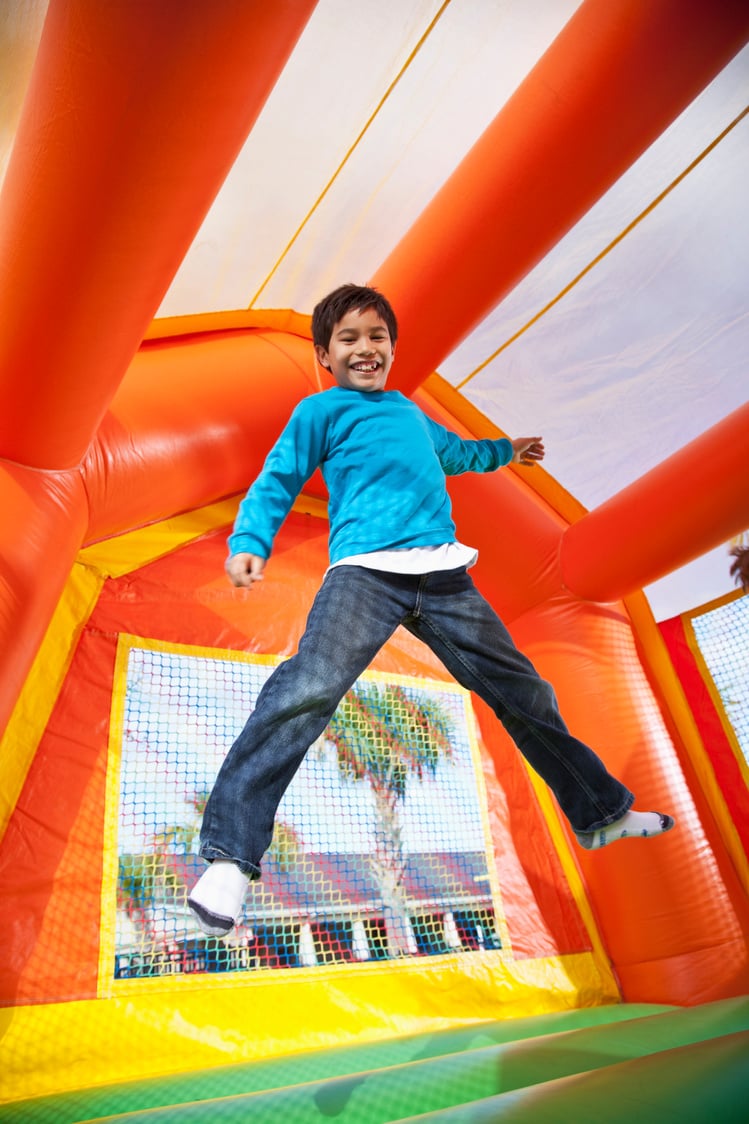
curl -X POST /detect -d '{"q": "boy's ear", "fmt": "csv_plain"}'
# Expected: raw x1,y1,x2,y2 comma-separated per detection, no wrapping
314,343,330,370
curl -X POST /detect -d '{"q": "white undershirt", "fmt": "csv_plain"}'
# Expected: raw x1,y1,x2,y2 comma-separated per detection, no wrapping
330,541,477,575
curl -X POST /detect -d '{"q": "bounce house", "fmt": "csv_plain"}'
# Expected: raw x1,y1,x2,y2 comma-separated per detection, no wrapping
1,1,748,1119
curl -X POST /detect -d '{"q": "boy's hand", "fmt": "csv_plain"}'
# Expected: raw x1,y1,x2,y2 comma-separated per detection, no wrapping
226,553,266,588
511,436,545,466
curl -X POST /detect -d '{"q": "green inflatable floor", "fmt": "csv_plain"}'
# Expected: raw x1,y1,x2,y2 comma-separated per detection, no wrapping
3,997,747,1122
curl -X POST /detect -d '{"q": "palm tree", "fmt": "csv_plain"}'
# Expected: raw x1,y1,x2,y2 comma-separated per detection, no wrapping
325,683,455,957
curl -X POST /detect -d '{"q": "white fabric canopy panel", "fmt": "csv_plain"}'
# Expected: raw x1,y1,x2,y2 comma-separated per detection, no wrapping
159,0,581,318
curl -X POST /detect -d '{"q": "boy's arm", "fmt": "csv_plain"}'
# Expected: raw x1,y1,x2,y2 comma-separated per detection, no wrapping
424,416,544,474
423,417,512,474
227,399,328,567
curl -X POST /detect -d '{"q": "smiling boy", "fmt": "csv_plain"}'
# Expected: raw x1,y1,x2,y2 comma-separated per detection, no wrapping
225,291,533,587
189,284,673,938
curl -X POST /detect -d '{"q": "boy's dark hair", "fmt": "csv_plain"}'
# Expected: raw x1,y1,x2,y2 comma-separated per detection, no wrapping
311,284,398,350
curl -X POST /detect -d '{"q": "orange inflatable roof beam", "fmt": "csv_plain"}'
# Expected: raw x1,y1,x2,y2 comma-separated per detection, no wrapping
561,401,749,602
0,0,316,471
376,0,749,397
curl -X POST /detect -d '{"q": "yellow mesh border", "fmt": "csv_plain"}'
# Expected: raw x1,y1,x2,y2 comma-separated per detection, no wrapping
99,634,514,999
1,950,617,1104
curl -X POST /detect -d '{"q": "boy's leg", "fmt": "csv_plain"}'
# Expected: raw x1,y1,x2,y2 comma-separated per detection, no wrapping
408,567,672,841
190,566,410,932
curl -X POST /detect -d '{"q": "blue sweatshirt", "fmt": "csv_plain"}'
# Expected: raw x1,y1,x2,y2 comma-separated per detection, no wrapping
228,387,513,564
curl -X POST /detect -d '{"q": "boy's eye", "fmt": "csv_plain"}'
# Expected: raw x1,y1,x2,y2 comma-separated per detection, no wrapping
336,332,387,344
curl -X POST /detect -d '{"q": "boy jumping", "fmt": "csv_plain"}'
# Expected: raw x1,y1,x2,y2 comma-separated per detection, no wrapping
188,284,674,938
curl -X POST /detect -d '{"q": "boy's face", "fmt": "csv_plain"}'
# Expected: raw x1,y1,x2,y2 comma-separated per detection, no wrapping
314,306,395,393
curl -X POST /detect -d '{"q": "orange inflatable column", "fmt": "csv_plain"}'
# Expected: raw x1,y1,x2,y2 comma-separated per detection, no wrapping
0,0,316,470
560,403,749,602
375,0,749,395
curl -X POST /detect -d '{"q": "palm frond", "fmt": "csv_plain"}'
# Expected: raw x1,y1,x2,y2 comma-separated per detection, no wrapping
326,683,456,799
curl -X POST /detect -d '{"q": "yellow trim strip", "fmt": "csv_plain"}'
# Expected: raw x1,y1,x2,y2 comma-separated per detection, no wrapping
143,307,313,343
624,590,749,899
0,564,104,843
80,496,240,578
81,493,328,578
455,106,749,391
685,584,745,620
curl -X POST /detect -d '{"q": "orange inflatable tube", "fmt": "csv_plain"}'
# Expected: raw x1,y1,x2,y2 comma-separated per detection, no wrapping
561,403,749,601
0,0,316,470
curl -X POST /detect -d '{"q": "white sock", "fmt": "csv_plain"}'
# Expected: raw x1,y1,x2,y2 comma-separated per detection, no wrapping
576,809,675,851
188,860,248,936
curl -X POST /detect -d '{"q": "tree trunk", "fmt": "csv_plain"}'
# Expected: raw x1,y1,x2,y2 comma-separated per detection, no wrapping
369,784,416,957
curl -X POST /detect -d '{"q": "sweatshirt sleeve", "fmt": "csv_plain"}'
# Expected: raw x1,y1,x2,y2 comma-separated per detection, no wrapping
423,416,513,475
227,399,328,559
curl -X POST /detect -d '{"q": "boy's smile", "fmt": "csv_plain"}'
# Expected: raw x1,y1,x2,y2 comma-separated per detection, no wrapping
314,307,395,392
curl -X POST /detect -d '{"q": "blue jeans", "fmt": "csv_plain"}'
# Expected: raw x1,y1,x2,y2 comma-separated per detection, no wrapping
199,565,633,877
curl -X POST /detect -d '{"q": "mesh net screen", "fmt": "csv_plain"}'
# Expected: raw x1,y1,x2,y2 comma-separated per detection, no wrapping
690,594,749,767
111,643,502,981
